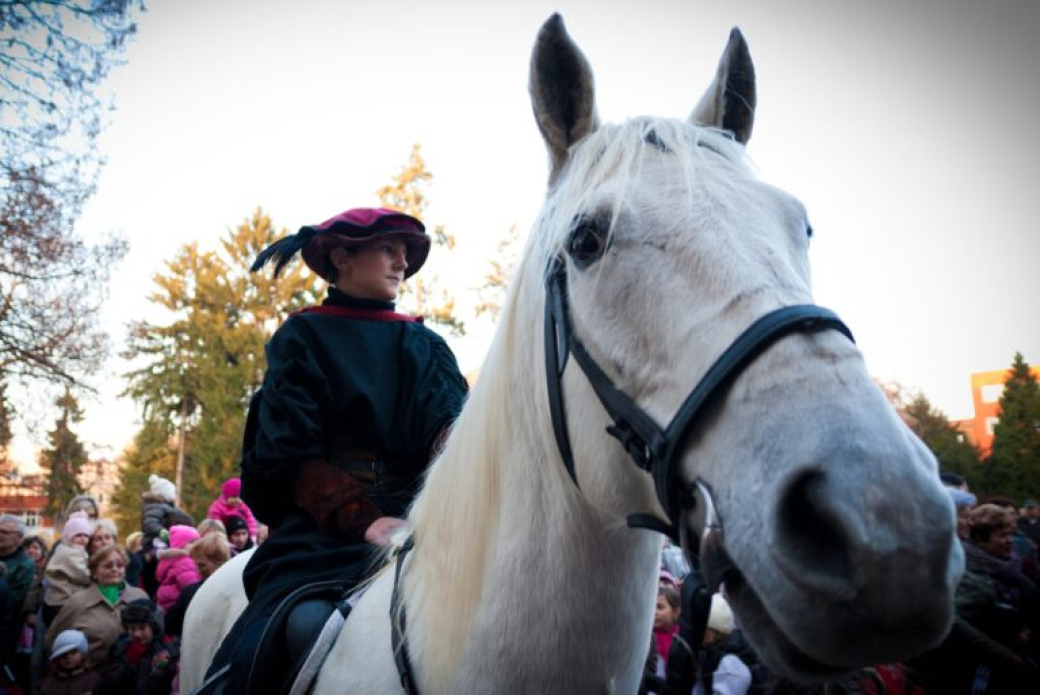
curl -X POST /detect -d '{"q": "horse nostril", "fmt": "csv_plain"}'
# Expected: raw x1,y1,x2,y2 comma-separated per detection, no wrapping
775,470,858,596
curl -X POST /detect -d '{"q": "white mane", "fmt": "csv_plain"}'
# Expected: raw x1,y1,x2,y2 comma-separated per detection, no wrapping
536,118,752,268
404,116,751,689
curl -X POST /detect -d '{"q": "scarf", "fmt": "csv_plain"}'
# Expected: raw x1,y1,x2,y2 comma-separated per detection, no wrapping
654,624,679,664
97,582,124,605
125,639,148,666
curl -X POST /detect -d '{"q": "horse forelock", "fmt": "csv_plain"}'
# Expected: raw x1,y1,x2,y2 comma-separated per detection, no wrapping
533,117,753,278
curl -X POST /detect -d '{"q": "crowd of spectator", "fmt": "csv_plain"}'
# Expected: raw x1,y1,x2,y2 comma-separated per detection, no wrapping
644,476,1038,695
0,476,259,695
3,470,1039,694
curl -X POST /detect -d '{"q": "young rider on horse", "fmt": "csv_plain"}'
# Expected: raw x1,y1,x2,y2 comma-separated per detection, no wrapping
208,207,469,694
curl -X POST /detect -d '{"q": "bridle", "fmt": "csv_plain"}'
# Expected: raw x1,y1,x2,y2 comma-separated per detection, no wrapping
543,255,855,560
390,255,856,695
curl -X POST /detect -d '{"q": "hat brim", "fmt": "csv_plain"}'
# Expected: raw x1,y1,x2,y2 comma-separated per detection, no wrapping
50,642,84,660
300,229,431,280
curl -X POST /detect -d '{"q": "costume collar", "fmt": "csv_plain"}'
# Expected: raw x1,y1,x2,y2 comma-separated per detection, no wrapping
290,288,422,323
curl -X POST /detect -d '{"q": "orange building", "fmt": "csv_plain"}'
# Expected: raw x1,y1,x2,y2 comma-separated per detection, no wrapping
954,365,1040,456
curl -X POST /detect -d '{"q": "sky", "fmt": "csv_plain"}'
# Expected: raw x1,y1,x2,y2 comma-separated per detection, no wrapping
9,0,1040,467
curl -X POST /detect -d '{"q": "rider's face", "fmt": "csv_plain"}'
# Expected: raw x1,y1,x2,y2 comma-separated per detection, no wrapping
331,239,408,301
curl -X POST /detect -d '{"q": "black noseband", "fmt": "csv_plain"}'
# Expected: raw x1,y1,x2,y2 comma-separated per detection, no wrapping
544,256,855,551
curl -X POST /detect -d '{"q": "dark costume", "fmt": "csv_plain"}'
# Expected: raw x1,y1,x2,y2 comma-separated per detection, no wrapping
208,208,467,694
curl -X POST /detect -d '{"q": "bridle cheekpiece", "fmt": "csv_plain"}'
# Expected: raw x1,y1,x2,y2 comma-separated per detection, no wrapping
543,255,855,563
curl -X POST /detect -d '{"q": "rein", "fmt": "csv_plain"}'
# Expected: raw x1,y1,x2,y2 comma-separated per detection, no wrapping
544,256,855,552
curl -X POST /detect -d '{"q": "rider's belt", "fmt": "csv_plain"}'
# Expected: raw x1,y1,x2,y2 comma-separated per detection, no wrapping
327,451,414,499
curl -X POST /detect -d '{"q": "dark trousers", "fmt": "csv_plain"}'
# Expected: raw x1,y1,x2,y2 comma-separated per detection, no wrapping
207,513,378,694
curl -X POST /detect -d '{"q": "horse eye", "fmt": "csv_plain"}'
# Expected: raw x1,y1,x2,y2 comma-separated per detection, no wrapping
805,223,814,239
567,218,607,269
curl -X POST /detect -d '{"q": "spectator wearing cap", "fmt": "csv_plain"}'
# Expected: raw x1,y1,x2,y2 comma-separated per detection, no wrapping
208,477,259,540
223,515,253,556
42,511,94,625
165,531,232,638
39,628,102,695
692,594,753,695
155,524,201,612
207,207,468,695
100,598,177,695
46,545,148,670
1020,498,1040,546
139,474,192,599
140,474,185,551
0,515,35,613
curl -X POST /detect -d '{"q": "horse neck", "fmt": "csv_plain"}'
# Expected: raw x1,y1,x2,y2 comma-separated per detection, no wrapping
404,274,661,690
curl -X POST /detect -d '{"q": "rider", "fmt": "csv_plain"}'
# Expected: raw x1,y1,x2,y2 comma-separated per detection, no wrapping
208,207,468,693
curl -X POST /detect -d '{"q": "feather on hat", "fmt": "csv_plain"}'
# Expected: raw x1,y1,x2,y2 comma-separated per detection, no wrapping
251,207,429,280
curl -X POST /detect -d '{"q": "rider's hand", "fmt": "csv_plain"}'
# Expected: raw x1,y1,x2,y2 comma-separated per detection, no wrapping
364,517,408,547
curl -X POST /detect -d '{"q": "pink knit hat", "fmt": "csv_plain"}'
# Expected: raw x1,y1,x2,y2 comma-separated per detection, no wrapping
222,478,242,498
169,524,200,550
61,511,93,543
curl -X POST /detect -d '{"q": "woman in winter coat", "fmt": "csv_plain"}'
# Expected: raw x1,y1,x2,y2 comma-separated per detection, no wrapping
155,525,201,612
207,477,258,540
46,545,148,671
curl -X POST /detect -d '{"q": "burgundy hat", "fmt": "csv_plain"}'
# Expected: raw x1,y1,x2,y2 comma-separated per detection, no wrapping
251,207,430,280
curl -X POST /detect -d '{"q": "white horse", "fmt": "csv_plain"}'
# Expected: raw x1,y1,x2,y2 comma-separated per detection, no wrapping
182,14,961,694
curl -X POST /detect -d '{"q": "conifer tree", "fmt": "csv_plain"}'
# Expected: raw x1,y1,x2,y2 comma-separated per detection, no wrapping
109,418,177,536
39,388,87,517
119,210,319,521
377,144,465,335
988,352,1040,501
903,393,983,486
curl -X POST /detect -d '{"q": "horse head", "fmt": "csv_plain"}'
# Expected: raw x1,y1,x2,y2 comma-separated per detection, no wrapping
526,14,962,681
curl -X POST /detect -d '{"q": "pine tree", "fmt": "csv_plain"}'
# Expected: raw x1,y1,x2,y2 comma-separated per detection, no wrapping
903,393,983,485
119,210,319,520
988,352,1040,501
109,419,177,537
377,144,465,335
39,388,87,517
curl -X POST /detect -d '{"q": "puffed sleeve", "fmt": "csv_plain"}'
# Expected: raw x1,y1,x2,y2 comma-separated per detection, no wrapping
410,330,468,457
252,320,332,474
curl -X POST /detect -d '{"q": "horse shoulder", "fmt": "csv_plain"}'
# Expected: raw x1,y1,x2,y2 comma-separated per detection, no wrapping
179,548,253,692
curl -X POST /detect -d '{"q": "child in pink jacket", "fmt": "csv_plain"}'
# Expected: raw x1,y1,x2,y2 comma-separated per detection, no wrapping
155,525,201,612
207,477,258,540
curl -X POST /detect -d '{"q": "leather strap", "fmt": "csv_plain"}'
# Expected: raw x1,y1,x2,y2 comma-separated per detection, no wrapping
390,536,420,695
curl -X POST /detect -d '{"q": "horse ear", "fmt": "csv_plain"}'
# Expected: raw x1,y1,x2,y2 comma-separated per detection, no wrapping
529,14,600,179
689,28,756,144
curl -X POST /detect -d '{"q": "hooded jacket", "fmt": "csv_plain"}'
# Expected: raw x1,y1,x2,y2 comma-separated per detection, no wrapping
207,483,258,538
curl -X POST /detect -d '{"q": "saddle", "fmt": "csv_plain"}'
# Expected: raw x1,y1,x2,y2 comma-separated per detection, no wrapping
194,580,352,695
